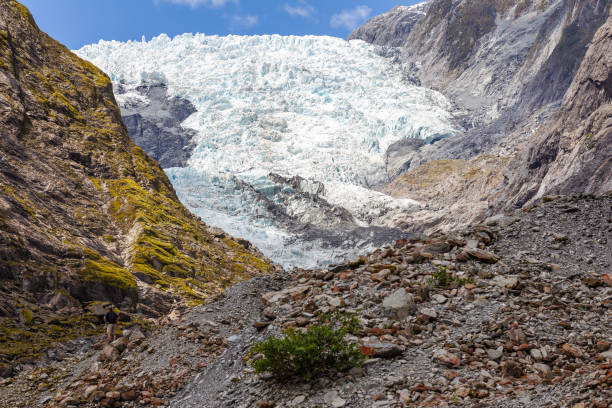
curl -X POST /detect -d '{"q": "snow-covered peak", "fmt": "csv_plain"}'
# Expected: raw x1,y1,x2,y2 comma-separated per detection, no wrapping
395,2,429,15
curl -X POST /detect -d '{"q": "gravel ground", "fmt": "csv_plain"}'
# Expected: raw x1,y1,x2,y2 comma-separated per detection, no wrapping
1,195,610,408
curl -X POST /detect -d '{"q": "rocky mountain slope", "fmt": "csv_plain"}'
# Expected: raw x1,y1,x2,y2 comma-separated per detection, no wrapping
0,0,273,376
352,0,611,232
2,194,609,408
347,2,429,48
501,9,612,207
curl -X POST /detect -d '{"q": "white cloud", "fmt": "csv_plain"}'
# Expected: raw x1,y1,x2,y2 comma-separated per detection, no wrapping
157,0,237,8
230,14,259,29
283,1,315,18
330,5,372,31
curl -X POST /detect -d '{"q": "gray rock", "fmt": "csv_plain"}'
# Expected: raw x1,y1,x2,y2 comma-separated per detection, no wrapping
120,83,197,168
487,346,503,361
323,390,346,407
432,294,447,304
348,3,429,48
382,288,416,319
361,342,404,359
599,350,612,361
102,345,119,362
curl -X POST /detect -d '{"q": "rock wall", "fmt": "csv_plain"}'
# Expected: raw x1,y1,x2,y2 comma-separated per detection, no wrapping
502,7,612,206
348,3,429,47
120,83,197,168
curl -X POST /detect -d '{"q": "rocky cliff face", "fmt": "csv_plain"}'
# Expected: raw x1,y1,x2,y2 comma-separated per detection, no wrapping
348,2,429,47
0,0,273,372
502,8,612,206
354,0,611,232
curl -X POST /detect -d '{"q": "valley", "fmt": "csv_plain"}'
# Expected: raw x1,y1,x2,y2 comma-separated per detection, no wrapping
0,0,610,407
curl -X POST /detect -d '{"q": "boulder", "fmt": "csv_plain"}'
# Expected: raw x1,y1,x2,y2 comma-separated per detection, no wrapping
261,285,310,305
432,349,461,367
111,337,129,353
382,288,416,320
360,342,404,358
323,390,346,407
102,344,119,362
47,290,80,311
86,302,112,317
128,327,146,341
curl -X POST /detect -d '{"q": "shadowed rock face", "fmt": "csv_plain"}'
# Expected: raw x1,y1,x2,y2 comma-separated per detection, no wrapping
120,83,197,168
501,9,612,207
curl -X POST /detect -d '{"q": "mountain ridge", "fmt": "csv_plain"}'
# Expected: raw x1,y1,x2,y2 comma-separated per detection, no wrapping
0,0,273,374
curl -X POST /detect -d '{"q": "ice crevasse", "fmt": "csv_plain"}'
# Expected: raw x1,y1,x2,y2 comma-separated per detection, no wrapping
77,33,458,268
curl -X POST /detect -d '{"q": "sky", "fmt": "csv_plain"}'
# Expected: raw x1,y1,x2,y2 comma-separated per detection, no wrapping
20,0,422,50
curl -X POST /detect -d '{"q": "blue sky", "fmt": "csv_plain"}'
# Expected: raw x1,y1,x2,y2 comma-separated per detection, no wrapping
20,0,421,50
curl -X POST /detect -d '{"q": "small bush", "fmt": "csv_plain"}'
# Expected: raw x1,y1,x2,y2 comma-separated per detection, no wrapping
247,316,363,381
427,266,474,288
318,311,361,334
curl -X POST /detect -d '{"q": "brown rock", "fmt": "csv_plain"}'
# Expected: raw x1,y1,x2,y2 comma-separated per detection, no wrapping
261,285,310,305
111,336,129,353
462,248,500,263
596,340,610,352
560,343,582,358
432,349,461,367
502,360,523,378
533,363,552,379
120,390,138,401
92,391,106,402
102,344,120,362
105,391,120,400
360,342,404,358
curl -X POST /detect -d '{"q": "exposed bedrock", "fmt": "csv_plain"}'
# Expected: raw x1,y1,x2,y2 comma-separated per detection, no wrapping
119,83,197,168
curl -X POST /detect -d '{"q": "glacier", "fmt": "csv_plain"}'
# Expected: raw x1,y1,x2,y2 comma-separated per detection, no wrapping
76,34,458,268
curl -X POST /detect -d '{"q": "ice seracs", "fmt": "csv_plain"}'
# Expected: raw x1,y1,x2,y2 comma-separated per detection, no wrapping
77,33,458,268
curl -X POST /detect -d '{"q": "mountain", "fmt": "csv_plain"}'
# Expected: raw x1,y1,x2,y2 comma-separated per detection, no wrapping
0,0,273,373
75,34,458,268
502,10,612,205
347,2,429,47
352,0,611,230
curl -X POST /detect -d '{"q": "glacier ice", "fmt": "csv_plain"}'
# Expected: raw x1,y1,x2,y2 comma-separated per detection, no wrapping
76,34,458,268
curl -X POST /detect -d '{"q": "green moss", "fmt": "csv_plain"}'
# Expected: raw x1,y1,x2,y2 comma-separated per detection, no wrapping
224,239,273,274
74,56,112,88
81,248,136,293
19,308,34,325
90,177,103,192
0,313,103,368
12,1,36,26
0,184,38,218
49,91,84,121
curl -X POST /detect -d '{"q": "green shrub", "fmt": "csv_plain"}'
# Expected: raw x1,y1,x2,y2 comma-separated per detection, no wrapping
318,311,361,334
247,317,363,381
427,266,474,288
